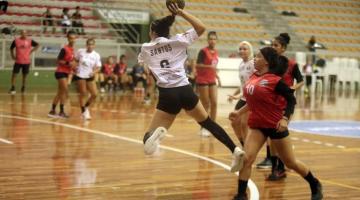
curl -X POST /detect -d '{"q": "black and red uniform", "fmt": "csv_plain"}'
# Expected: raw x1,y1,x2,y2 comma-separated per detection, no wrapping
279,59,303,109
244,73,296,139
196,47,218,85
55,45,74,79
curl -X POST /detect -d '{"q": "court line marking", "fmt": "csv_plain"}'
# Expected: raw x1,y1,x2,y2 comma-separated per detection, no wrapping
0,138,13,144
0,114,259,200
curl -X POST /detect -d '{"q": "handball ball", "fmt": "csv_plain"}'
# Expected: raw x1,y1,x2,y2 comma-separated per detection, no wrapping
166,0,185,9
34,72,39,76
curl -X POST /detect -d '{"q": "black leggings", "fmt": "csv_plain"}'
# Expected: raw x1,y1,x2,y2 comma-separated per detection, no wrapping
199,117,236,152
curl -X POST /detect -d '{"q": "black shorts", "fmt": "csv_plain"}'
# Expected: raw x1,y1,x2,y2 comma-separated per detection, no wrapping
73,75,94,82
55,72,69,80
258,128,289,139
157,84,199,115
235,99,247,110
13,63,30,75
197,82,216,87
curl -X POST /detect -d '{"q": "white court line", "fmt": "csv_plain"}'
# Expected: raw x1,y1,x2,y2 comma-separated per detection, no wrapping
0,114,259,200
0,138,13,144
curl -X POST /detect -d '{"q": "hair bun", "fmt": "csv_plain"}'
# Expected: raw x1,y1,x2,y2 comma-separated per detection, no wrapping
279,33,290,44
161,15,175,27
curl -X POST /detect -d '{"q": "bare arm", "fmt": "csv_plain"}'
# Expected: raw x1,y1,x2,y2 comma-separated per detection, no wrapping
168,3,205,36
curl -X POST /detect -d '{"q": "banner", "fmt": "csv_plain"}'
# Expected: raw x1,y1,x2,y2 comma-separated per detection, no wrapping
98,9,149,24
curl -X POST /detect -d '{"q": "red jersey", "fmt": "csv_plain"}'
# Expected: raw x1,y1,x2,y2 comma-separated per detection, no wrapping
244,73,283,129
14,38,33,64
118,63,127,75
102,63,115,76
196,47,218,84
56,45,75,74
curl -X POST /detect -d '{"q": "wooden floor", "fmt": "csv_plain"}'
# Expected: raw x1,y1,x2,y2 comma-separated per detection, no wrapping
0,88,359,200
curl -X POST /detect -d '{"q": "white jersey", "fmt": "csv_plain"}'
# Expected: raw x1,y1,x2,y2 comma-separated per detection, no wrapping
75,48,101,78
239,59,255,87
239,59,255,100
138,28,199,88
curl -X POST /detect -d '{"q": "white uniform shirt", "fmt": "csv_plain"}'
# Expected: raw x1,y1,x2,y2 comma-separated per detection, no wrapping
138,28,199,88
239,59,255,100
75,48,101,78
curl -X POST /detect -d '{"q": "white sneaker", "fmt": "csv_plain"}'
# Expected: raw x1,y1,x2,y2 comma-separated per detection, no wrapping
144,127,167,155
100,87,105,93
230,147,245,173
82,108,91,120
199,128,211,137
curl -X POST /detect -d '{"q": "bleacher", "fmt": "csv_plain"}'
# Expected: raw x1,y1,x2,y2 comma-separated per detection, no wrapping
271,0,360,58
0,0,117,40
150,0,269,54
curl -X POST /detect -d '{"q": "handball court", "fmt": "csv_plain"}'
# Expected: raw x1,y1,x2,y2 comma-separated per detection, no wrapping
0,88,359,200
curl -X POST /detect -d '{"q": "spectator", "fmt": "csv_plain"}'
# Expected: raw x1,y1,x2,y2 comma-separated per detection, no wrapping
99,56,117,93
0,0,8,14
42,8,56,34
72,6,85,35
9,30,40,94
61,8,71,34
1,23,16,36
307,35,316,64
132,63,147,89
114,54,130,91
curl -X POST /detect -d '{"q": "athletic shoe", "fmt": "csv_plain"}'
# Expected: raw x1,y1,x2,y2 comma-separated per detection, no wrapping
21,86,25,93
230,147,245,173
48,110,57,118
233,193,248,200
100,87,105,93
256,157,272,169
266,169,287,181
199,128,211,137
143,127,167,155
311,182,323,200
82,108,91,120
8,87,16,95
58,112,69,119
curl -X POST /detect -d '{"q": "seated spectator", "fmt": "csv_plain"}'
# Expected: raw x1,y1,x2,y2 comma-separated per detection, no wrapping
0,0,8,14
42,8,56,34
72,6,85,35
99,56,117,93
131,63,147,89
61,8,71,34
1,23,16,36
114,54,130,91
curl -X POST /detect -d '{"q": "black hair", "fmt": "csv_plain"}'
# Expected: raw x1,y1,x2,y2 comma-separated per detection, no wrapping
151,15,175,38
67,30,76,37
260,47,288,76
207,31,217,39
120,54,126,60
275,33,291,49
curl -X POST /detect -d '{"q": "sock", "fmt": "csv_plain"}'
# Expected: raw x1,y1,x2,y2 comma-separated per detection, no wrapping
51,104,56,111
85,101,90,107
143,131,151,144
266,145,270,159
100,81,105,88
270,156,278,173
198,117,236,152
240,140,244,148
278,159,285,171
304,171,319,194
81,106,85,113
237,179,248,196
60,104,64,113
